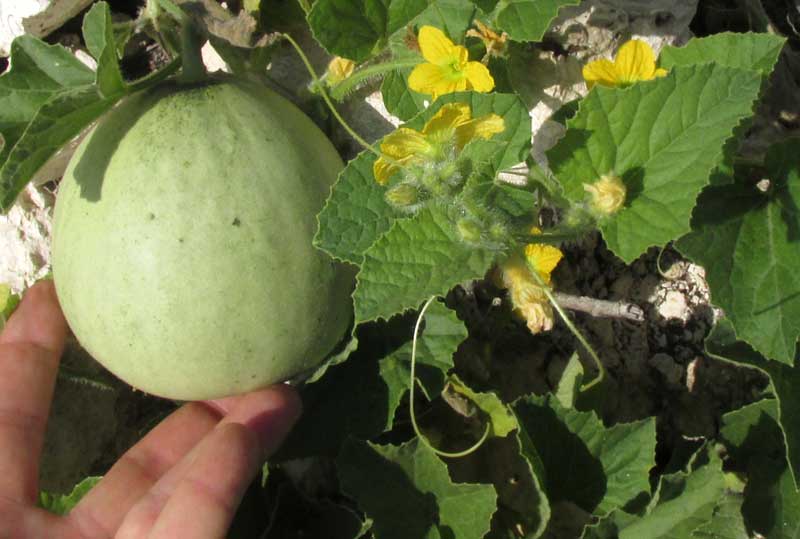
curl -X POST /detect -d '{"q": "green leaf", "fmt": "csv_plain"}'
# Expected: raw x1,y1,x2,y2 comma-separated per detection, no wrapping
381,69,426,121
677,139,800,364
277,303,464,459
742,456,800,539
514,396,656,518
0,85,118,211
547,64,763,263
307,0,427,61
0,35,94,167
691,493,748,539
337,438,497,539
718,400,800,539
445,374,517,437
660,32,786,75
82,2,125,97
492,0,579,42
583,450,727,539
380,301,467,398
448,433,551,539
705,320,800,491
274,343,407,460
354,205,499,323
315,151,397,265
39,476,102,516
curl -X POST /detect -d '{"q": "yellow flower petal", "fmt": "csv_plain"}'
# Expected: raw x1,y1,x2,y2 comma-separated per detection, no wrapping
326,57,355,85
408,63,450,97
499,254,555,335
380,128,431,160
418,26,458,65
463,61,495,93
654,67,668,78
582,58,619,89
454,113,504,149
615,39,658,84
373,157,397,185
524,243,563,285
422,103,472,136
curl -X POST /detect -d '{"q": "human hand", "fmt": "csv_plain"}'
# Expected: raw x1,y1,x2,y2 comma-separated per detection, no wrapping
0,281,302,538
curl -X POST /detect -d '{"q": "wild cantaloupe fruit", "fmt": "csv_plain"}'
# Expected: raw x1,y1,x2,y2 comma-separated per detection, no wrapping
52,76,353,400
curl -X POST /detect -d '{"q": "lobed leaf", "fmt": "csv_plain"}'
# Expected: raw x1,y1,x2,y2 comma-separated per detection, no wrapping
547,63,763,263
307,0,427,61
315,151,398,265
0,86,118,211
337,438,497,539
82,2,125,97
0,35,94,168
584,450,726,539
660,32,786,75
677,139,800,364
705,320,800,490
354,205,499,323
514,396,656,519
492,0,579,43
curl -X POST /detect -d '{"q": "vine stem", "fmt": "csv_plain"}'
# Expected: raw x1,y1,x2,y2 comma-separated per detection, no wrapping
329,58,421,100
281,33,382,158
527,270,606,391
410,297,490,458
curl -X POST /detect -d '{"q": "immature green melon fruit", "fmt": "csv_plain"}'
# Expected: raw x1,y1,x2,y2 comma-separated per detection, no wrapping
52,76,353,400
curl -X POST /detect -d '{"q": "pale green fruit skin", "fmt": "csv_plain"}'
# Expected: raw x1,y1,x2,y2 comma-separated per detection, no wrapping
52,77,353,401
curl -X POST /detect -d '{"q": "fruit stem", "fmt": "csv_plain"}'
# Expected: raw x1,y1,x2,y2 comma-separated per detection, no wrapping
409,297,491,459
280,33,382,158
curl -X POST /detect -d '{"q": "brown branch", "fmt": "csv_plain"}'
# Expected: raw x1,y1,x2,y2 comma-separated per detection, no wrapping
552,292,645,322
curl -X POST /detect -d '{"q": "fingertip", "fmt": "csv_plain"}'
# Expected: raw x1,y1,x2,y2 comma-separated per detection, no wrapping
1,280,67,353
223,384,302,458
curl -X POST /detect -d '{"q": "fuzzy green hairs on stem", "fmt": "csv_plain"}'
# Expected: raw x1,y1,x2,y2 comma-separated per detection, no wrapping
281,33,382,159
328,58,421,101
409,296,491,458
527,270,606,391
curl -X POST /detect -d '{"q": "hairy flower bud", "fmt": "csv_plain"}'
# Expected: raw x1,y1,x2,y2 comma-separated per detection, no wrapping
456,218,483,244
584,174,626,216
385,183,420,212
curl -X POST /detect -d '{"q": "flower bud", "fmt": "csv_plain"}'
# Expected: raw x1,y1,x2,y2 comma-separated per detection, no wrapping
456,218,483,244
385,183,420,210
326,57,356,86
584,174,626,216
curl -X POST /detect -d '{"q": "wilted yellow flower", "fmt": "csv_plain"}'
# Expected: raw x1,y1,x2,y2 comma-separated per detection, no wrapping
499,253,559,334
408,26,495,99
466,20,507,58
373,102,504,185
326,57,356,85
524,243,564,286
584,174,627,216
582,39,668,89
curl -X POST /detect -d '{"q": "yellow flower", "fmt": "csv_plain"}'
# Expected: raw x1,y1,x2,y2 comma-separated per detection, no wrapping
326,57,356,85
584,174,627,216
499,253,557,334
524,243,564,286
466,20,507,58
408,26,495,99
373,102,504,185
582,39,668,89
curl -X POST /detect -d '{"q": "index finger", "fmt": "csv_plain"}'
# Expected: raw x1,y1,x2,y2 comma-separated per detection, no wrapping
0,281,67,504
